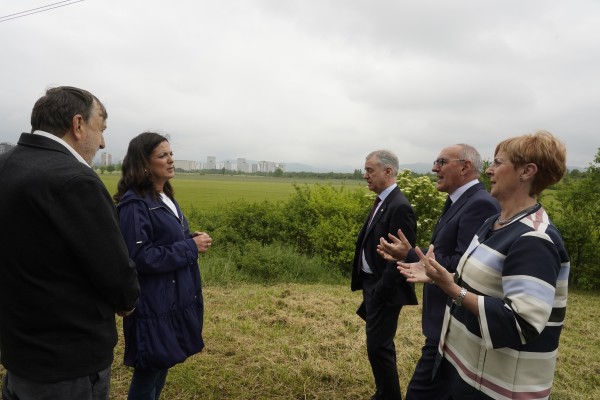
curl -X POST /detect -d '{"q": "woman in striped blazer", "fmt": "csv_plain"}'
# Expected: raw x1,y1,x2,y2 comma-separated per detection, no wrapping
399,130,569,400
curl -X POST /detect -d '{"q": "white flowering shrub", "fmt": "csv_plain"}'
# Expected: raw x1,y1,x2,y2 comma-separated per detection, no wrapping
396,169,446,247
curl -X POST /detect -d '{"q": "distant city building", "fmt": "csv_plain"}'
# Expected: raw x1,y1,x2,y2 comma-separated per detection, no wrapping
198,157,286,173
237,158,248,173
0,142,16,155
100,152,112,166
258,160,272,173
174,160,197,171
206,156,216,170
258,160,286,173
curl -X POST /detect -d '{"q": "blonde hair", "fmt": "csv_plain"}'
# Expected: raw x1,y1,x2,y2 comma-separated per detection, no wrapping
495,130,566,196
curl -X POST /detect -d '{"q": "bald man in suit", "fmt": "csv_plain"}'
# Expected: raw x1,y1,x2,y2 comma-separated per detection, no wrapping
378,144,499,400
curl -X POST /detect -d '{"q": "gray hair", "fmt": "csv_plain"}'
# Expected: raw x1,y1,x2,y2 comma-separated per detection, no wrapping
366,149,399,175
456,144,483,175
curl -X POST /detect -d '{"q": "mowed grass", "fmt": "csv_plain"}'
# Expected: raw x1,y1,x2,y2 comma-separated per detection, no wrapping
0,284,598,399
110,285,599,400
123,285,600,400
0,284,600,400
99,173,365,211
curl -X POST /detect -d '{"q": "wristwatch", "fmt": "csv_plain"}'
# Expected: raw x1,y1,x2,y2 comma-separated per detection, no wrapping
453,287,467,306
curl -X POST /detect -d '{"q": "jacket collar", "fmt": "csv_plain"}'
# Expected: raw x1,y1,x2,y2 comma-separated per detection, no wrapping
366,186,400,233
117,189,182,220
31,130,90,167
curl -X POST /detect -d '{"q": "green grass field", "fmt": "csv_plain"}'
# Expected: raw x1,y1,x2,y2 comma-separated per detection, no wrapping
99,173,365,210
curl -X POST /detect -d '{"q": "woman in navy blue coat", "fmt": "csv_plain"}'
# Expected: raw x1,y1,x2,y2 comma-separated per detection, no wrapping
114,132,212,400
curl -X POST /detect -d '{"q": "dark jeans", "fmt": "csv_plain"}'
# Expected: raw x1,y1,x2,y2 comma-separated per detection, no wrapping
128,368,169,400
2,366,111,400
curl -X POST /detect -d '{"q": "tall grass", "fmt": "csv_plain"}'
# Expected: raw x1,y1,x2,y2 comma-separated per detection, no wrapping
199,242,346,285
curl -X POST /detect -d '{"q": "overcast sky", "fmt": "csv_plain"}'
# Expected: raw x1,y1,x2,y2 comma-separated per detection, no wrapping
1,0,598,171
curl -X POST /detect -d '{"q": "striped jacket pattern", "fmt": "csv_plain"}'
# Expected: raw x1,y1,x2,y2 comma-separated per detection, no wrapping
438,205,569,400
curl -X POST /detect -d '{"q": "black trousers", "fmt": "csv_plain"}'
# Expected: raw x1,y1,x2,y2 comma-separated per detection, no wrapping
442,358,495,400
2,367,111,400
362,274,403,400
405,337,451,400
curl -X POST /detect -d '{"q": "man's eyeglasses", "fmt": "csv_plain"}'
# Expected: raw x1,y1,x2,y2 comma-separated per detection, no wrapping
433,158,465,168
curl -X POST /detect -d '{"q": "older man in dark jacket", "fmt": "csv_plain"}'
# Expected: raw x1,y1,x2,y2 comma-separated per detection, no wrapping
0,86,139,400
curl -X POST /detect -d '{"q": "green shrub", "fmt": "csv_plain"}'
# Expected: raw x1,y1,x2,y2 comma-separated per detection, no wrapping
187,175,450,283
396,169,446,247
218,199,287,245
547,155,600,290
307,213,362,274
187,200,287,252
280,184,369,272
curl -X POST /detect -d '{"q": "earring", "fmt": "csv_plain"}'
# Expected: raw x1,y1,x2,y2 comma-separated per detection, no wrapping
519,175,525,182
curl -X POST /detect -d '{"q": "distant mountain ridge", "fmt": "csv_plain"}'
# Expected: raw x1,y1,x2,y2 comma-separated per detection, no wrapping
287,162,433,174
290,163,585,174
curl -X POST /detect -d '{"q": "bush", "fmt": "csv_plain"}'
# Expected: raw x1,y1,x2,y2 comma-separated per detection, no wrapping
187,174,450,284
214,199,287,246
281,184,368,273
307,213,362,274
547,152,600,290
188,158,600,292
396,169,446,248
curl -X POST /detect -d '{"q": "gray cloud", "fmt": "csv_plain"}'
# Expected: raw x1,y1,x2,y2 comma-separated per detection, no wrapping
1,0,598,171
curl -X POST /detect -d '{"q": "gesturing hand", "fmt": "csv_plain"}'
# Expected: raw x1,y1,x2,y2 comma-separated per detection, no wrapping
377,229,413,261
397,245,435,283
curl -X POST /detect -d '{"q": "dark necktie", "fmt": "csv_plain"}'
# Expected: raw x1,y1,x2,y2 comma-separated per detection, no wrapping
441,196,453,217
435,197,453,228
367,196,381,226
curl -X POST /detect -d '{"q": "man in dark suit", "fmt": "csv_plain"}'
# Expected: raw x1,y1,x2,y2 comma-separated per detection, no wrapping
378,144,499,400
351,149,417,400
0,86,140,400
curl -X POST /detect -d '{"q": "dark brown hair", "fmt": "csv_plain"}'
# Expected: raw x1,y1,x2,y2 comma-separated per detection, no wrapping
30,86,106,136
113,132,174,203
